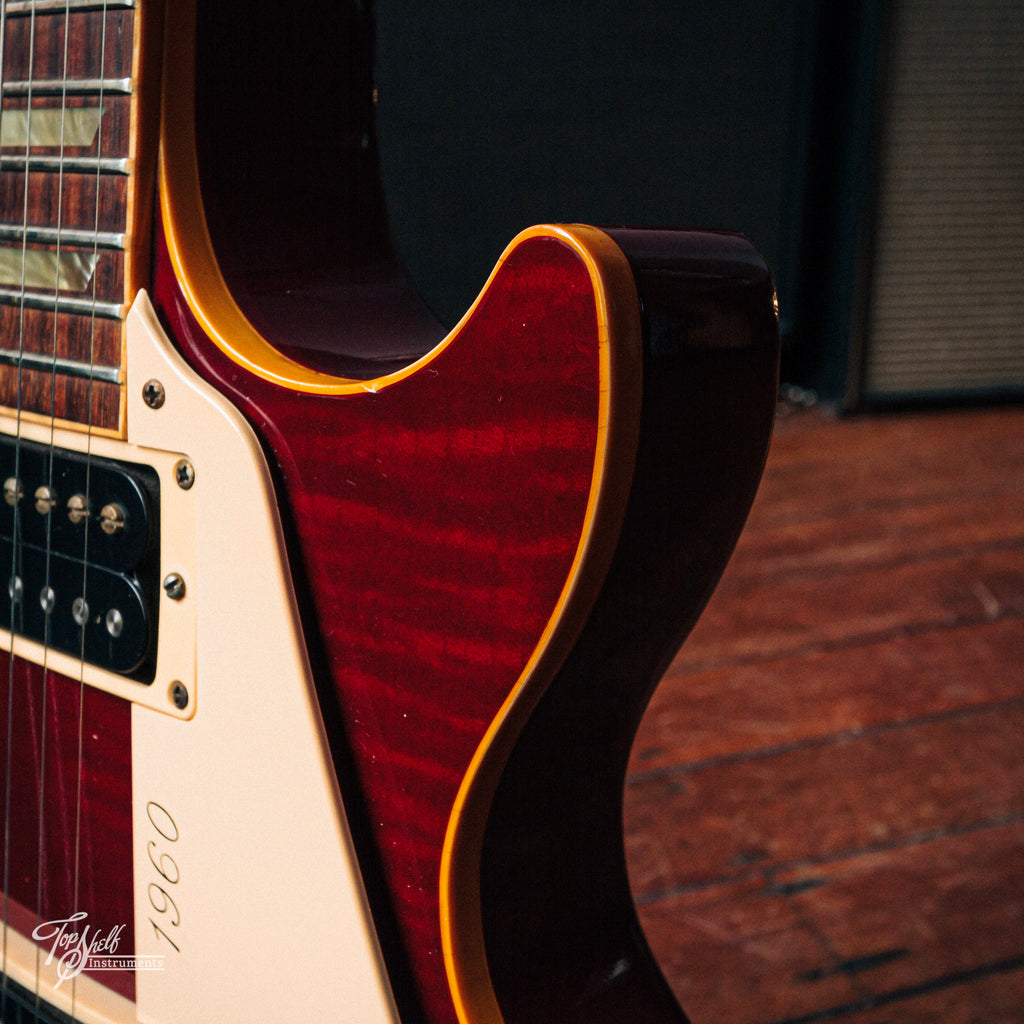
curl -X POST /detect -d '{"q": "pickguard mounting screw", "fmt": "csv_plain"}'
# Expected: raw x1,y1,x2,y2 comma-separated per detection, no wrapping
142,379,166,409
163,573,186,601
174,459,196,490
170,682,189,710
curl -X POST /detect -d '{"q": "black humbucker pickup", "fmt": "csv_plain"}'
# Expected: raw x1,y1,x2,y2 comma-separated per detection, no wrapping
0,434,159,681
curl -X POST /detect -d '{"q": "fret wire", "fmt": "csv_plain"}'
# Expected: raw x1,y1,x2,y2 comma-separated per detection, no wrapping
4,0,135,15
2,77,132,96
0,287,122,318
0,155,130,174
0,224,124,249
0,345,122,383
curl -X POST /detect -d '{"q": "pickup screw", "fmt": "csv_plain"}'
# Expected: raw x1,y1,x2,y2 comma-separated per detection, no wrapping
170,682,189,710
67,493,90,525
39,586,55,614
163,573,186,601
99,502,125,536
34,485,57,515
142,379,166,409
72,596,90,626
3,477,22,507
174,459,195,490
7,576,22,603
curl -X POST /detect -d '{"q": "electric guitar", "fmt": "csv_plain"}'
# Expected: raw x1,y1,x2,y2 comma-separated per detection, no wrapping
0,1,778,1022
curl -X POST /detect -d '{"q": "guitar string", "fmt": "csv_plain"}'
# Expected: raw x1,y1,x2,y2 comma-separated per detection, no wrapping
35,1,81,1019
0,4,12,1019
29,0,79,1014
68,2,111,1019
5,1,39,1017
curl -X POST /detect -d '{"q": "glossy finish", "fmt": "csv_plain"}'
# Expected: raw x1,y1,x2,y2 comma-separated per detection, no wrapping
153,227,624,1024
190,0,441,379
151,2,781,1021
155,213,776,1024
481,228,778,1024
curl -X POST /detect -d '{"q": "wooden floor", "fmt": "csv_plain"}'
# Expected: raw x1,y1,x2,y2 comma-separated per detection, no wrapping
625,403,1024,1024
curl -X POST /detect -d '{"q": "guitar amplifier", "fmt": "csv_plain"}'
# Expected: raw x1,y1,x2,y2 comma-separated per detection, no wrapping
857,0,1024,404
792,0,1024,408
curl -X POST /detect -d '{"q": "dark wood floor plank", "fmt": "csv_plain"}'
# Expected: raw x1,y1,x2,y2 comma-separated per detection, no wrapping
627,704,1024,897
724,489,1024,584
635,826,1024,1024
828,968,1024,1024
781,824,1024,1013
674,547,1024,674
673,407,1024,672
630,618,1024,771
635,877,864,1024
757,407,1024,529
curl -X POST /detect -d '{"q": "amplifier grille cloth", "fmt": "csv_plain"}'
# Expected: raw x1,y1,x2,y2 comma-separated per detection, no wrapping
862,0,1024,400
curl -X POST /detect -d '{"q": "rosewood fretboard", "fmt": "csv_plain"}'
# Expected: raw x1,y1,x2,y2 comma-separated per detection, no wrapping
0,0,152,434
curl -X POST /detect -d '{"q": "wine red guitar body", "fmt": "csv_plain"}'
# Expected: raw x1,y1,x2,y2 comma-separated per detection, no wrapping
0,2,777,1022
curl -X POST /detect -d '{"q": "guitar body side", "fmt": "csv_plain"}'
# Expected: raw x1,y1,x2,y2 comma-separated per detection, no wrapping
149,4,779,1022
151,224,646,1024
0,1,779,1022
481,229,780,1024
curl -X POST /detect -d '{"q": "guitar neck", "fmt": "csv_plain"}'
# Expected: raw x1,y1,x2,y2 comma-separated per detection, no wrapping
0,0,159,434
